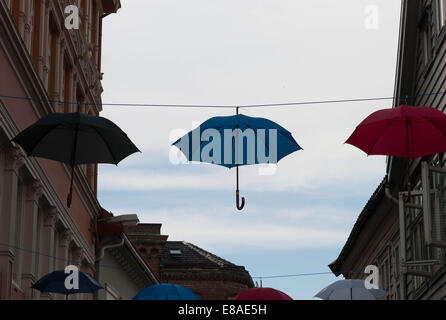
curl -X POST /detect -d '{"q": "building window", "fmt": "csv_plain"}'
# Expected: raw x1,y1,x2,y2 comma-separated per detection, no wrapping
394,246,400,278
91,0,99,65
63,57,72,113
12,179,23,285
52,228,58,272
31,0,42,70
150,248,159,258
34,209,42,276
379,258,389,292
76,86,85,113
48,14,59,101
440,0,446,28
421,9,434,67
10,0,20,26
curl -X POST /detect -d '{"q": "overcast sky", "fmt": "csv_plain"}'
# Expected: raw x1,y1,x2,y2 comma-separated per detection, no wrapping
98,0,402,299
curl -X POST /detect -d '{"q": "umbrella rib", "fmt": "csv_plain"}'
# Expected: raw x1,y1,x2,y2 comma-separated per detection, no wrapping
422,115,446,137
367,118,397,155
91,127,118,165
23,125,61,156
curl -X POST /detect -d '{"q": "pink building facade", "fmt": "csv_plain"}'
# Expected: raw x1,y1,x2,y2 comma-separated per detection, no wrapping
0,0,120,300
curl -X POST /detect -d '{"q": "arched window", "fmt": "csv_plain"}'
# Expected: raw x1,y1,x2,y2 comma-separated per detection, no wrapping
150,248,159,258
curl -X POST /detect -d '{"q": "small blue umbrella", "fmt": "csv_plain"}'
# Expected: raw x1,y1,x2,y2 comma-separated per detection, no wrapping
173,108,302,210
133,284,199,300
31,270,103,299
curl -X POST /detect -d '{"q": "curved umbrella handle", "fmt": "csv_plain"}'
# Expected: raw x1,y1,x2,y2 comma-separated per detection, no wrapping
236,164,245,211
236,190,246,211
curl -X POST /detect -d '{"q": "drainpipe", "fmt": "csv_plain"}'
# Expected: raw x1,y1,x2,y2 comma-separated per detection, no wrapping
94,236,125,300
385,176,399,204
95,236,125,262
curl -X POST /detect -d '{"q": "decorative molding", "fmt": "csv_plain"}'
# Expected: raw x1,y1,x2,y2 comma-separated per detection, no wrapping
25,179,43,202
58,229,73,248
5,145,25,171
43,206,58,228
71,247,84,267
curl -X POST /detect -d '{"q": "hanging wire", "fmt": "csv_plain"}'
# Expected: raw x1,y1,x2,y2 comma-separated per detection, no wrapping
252,272,336,279
0,90,434,280
0,90,445,109
0,240,395,281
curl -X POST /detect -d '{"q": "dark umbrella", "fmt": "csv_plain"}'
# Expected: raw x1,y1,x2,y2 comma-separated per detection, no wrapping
12,112,139,207
173,108,301,210
346,104,446,197
32,270,103,300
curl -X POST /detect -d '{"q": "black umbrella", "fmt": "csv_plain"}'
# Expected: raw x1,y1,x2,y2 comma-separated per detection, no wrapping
12,112,139,207
32,270,103,300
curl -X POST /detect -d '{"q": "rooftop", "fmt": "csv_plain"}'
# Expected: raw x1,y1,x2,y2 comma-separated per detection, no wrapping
161,241,243,271
329,177,388,276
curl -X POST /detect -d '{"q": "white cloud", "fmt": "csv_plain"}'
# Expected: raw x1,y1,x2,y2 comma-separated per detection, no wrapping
109,206,350,252
99,169,232,191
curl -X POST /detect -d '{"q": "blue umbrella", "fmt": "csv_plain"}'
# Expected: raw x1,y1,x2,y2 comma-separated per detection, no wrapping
173,108,302,210
31,270,103,300
133,284,199,300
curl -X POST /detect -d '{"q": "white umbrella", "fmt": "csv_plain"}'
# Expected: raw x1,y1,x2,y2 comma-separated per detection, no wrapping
315,279,388,300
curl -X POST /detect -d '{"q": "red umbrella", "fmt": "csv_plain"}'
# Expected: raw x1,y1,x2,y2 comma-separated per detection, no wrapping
234,288,293,300
346,104,446,194
346,105,446,158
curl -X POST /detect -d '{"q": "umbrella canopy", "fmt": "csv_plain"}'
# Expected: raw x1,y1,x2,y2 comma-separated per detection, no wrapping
346,105,446,159
133,284,199,300
173,109,301,210
173,113,301,168
12,112,139,207
315,279,388,300
32,270,103,298
12,112,139,165
346,104,446,196
234,288,293,300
